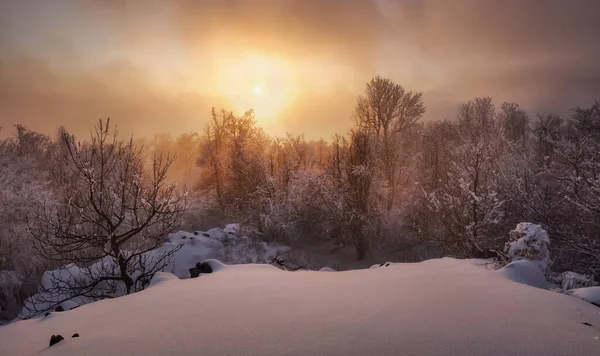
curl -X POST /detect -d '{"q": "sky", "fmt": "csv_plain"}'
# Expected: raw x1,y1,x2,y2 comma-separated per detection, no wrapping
1,0,599,140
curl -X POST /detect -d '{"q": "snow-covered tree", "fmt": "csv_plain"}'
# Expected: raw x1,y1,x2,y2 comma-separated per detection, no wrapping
0,127,56,320
417,98,508,256
504,223,551,273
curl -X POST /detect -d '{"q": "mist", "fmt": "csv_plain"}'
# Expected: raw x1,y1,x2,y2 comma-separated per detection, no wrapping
1,0,599,139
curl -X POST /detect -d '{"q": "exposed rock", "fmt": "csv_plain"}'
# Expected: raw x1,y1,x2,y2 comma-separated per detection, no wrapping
195,262,213,274
189,261,214,278
54,305,64,312
189,268,201,278
49,335,64,347
72,333,80,338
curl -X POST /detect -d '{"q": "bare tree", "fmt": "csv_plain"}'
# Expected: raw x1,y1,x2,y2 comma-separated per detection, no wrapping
354,76,425,210
199,108,233,205
24,119,187,317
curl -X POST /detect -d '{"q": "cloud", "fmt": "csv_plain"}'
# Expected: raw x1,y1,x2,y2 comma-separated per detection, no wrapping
0,54,216,138
0,0,599,139
171,0,385,65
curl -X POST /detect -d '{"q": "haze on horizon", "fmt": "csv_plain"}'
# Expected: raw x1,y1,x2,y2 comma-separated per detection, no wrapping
1,0,599,140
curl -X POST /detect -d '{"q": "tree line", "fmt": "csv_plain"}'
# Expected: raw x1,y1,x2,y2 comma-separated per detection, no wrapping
1,76,599,320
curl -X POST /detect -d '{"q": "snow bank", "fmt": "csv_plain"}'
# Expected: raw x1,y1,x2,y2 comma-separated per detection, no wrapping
568,287,600,307
2,258,599,356
148,272,180,288
497,260,548,289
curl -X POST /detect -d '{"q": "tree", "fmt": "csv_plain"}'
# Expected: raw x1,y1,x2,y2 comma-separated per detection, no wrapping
419,99,507,256
25,119,187,316
354,76,425,210
323,130,386,260
498,102,529,142
0,126,55,320
508,106,600,278
198,108,270,226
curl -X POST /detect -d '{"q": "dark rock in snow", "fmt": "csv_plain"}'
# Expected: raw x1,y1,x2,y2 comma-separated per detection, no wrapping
193,231,198,235
201,232,210,237
54,305,64,312
195,262,213,274
72,333,80,338
189,267,201,278
581,322,593,327
44,312,51,317
189,261,213,278
49,335,64,347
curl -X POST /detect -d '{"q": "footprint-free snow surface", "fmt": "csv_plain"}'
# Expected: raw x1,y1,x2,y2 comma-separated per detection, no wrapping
1,258,600,356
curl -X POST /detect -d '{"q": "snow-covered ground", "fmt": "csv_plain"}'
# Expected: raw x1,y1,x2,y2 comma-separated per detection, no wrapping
2,258,599,356
160,224,291,278
569,287,600,307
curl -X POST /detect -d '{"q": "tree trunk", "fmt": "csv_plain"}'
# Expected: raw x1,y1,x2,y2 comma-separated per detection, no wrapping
117,254,134,295
112,237,134,295
354,231,368,260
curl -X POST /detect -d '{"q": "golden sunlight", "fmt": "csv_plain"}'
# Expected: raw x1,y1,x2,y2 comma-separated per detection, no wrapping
215,51,299,124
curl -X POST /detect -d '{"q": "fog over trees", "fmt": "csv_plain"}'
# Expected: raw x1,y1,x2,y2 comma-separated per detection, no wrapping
1,76,599,320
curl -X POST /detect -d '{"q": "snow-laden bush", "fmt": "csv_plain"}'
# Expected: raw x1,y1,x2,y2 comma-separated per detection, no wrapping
504,223,551,273
549,271,598,290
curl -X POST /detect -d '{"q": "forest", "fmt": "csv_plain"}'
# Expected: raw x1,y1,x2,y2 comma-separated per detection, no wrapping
1,76,599,320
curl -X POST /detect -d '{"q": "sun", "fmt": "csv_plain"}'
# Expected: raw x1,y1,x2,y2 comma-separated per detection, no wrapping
214,51,299,123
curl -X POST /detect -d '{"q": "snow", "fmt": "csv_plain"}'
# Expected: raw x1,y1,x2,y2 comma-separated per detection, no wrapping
568,287,600,307
2,258,600,356
19,226,290,318
556,272,598,290
497,260,549,289
505,223,551,272
147,272,180,288
160,228,290,278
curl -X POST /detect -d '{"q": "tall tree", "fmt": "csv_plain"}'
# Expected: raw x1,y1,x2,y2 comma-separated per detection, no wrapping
354,76,425,210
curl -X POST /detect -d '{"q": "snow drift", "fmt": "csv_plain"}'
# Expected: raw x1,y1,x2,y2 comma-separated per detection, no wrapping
2,258,599,356
569,287,600,307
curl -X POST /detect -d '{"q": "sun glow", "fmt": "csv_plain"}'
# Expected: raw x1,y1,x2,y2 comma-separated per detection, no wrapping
215,51,299,125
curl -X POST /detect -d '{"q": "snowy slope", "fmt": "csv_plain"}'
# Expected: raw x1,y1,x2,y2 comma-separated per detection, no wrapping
569,287,600,307
1,258,600,356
